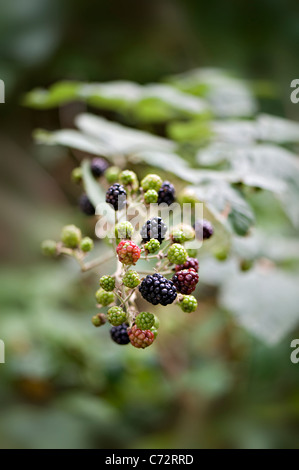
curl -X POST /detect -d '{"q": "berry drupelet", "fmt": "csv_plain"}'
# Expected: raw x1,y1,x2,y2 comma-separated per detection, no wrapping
139,273,177,306
106,183,127,211
140,217,167,244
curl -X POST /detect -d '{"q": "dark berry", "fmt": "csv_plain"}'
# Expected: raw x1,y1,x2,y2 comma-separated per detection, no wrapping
140,217,167,244
175,257,199,273
172,269,199,295
194,219,214,240
79,194,95,216
106,183,127,211
110,323,130,345
139,273,177,306
158,181,175,206
90,157,109,177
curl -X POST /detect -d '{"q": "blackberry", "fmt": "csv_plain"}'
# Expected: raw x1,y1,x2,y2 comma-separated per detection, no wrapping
115,221,134,240
105,166,120,184
167,244,188,265
158,181,175,206
107,306,127,326
141,174,162,192
80,237,94,252
95,289,114,306
140,217,167,244
144,189,158,204
144,238,160,254
127,325,155,349
194,219,214,240
116,240,141,265
135,312,155,330
41,240,57,257
172,269,199,295
90,157,109,177
105,183,127,211
139,273,177,306
61,225,81,248
99,275,115,291
175,257,199,273
123,270,140,288
79,194,95,216
179,295,198,313
119,170,139,192
71,167,82,184
92,313,106,327
110,323,130,345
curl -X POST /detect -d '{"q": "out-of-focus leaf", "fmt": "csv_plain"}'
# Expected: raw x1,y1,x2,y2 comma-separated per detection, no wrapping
178,361,233,398
220,267,299,344
257,114,299,143
23,82,81,108
189,181,255,235
167,119,212,143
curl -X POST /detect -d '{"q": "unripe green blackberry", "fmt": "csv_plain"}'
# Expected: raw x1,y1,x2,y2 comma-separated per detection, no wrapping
107,306,127,326
92,313,106,327
178,188,199,206
187,248,198,258
99,275,115,292
167,243,188,265
119,170,139,192
144,189,158,204
214,247,228,261
150,327,158,339
61,225,82,248
80,237,94,252
141,174,163,192
240,259,253,272
177,224,195,241
115,221,134,240
135,312,155,330
71,167,82,184
95,288,114,306
170,229,185,244
41,240,57,257
179,295,198,313
153,315,160,329
105,166,120,184
123,270,140,288
144,238,160,254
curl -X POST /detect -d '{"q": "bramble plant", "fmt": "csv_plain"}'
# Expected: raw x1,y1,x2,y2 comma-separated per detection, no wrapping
41,163,211,349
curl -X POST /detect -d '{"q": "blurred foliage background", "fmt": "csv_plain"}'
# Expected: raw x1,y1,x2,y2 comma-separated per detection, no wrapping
1,0,299,449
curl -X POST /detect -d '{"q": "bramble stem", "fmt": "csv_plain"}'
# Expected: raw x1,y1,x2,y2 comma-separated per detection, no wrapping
81,251,115,272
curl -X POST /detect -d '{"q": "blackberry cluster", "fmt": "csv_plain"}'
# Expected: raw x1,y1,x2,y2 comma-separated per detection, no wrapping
139,273,177,306
140,217,167,244
158,181,175,206
172,269,199,295
175,257,199,273
79,194,95,216
91,157,109,177
110,323,130,345
106,183,127,211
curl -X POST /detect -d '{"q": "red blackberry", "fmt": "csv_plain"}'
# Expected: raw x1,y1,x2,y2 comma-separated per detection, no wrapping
110,323,130,345
106,183,127,211
127,325,155,349
175,257,199,273
194,219,214,240
140,217,167,244
139,273,177,306
116,240,141,265
158,181,175,206
172,268,199,295
79,194,95,216
91,157,109,177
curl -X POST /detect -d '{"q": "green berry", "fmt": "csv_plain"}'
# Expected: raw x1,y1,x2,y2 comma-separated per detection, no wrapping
92,313,106,327
170,229,185,244
80,237,94,252
115,221,134,240
95,288,114,306
41,240,57,257
107,306,127,326
141,174,163,192
214,248,229,262
178,188,199,206
71,167,82,184
119,170,139,191
153,315,160,329
144,238,160,254
150,327,158,339
105,166,120,184
240,259,253,272
123,270,140,288
167,243,188,265
178,224,195,241
61,225,82,248
135,312,155,330
99,275,115,292
187,248,198,258
179,295,197,313
144,189,158,204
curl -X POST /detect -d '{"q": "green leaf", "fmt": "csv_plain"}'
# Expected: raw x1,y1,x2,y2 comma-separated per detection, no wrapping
22,81,82,108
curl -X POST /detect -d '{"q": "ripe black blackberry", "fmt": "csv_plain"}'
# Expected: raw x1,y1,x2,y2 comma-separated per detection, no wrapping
90,157,109,177
158,181,175,206
140,217,167,244
79,194,95,216
110,323,130,345
139,273,177,306
106,183,127,211
194,219,214,240
172,268,199,295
